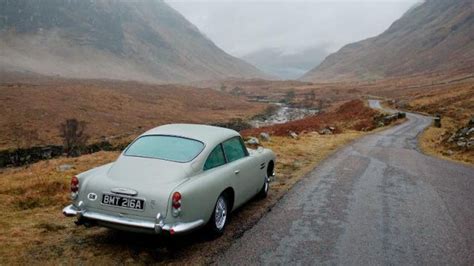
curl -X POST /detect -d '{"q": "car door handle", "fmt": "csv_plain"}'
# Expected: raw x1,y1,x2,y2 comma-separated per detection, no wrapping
234,170,240,175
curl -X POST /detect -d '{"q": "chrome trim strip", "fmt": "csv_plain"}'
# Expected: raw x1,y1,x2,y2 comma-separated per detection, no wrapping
162,219,205,233
111,188,138,196
62,204,205,234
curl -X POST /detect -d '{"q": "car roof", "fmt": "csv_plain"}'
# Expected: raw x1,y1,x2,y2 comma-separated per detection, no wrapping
141,123,240,146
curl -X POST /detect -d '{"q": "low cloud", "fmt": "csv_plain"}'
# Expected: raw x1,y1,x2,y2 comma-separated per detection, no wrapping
166,0,419,57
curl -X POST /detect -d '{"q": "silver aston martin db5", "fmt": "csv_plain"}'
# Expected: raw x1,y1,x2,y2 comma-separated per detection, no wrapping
63,124,276,236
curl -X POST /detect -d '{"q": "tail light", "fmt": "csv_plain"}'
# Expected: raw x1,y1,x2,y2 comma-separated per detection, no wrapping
71,176,79,194
172,192,181,217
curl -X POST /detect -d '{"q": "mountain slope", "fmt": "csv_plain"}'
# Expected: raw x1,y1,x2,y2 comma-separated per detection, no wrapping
301,0,474,82
0,0,266,83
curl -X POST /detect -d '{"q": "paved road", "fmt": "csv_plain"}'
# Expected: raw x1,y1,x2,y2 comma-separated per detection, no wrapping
219,101,474,265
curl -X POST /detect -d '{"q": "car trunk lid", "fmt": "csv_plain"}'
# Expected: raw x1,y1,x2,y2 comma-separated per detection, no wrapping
82,156,189,219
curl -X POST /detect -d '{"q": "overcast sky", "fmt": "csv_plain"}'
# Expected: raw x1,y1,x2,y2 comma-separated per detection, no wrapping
166,0,420,57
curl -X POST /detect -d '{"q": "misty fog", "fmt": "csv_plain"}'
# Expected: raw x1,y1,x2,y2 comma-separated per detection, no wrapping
167,0,420,78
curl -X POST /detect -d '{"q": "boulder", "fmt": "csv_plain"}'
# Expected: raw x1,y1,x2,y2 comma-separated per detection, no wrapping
245,137,260,145
443,150,454,156
289,131,298,139
448,133,456,143
458,127,469,136
57,164,74,172
467,128,474,136
457,141,467,148
319,128,333,135
468,117,474,127
397,112,406,119
259,132,271,142
467,140,474,149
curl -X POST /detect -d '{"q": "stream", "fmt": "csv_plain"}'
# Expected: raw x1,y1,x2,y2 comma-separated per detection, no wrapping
250,103,319,128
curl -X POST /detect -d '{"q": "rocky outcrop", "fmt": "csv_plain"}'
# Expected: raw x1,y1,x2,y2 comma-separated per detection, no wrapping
0,140,118,168
373,112,406,128
447,118,474,149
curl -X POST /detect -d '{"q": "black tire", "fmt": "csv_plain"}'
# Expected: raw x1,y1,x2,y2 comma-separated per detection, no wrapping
257,162,273,199
257,174,270,199
207,194,229,237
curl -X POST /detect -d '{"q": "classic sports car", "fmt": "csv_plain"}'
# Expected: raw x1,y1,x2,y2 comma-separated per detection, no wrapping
63,124,276,236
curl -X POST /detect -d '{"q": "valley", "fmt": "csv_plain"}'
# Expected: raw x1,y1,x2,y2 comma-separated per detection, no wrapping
0,0,472,264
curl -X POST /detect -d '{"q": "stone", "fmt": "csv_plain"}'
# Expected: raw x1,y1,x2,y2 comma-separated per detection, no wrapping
57,164,73,172
458,127,469,136
377,121,385,128
328,126,336,132
445,150,454,156
289,131,298,139
433,117,441,128
448,133,457,143
456,141,467,148
319,128,333,135
259,132,271,142
467,140,474,149
246,137,260,145
468,117,474,127
467,128,474,136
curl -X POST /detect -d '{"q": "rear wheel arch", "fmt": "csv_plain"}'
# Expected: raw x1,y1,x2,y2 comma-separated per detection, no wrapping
222,187,235,212
267,160,275,177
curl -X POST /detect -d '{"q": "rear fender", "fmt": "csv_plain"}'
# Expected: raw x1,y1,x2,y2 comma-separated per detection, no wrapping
168,167,232,225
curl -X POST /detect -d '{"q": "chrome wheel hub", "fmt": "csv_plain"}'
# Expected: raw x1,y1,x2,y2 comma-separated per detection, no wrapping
215,196,227,230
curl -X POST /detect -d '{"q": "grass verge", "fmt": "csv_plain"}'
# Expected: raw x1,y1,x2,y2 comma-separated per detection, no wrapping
418,117,473,165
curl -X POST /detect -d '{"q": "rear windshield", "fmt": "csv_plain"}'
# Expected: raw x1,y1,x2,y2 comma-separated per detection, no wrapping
124,135,204,163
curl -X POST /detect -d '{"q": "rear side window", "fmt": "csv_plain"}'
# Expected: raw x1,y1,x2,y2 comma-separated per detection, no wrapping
204,145,226,170
222,137,248,163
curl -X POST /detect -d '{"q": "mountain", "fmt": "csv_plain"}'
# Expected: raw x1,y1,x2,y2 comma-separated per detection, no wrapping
301,0,474,82
0,0,266,83
242,46,329,80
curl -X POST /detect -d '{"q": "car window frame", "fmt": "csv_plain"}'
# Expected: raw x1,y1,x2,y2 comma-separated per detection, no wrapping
221,136,249,163
123,134,206,163
203,143,227,171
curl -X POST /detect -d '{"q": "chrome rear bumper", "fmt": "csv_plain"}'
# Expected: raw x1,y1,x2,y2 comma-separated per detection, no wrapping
62,204,204,234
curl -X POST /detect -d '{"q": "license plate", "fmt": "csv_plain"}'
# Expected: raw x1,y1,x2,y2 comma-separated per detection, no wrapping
102,194,145,210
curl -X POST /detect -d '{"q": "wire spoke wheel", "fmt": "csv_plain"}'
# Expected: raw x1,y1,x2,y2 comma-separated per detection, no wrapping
214,196,227,230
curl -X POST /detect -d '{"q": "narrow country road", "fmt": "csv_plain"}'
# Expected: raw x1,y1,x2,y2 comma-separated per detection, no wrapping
218,101,474,265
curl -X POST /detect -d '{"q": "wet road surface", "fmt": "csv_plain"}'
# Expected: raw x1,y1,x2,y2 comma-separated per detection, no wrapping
219,102,474,265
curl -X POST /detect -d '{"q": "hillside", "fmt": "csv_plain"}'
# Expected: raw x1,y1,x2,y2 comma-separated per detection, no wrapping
0,73,265,150
301,0,474,82
0,0,266,83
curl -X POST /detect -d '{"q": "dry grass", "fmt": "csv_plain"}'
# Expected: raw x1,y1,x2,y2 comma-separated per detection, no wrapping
0,151,120,263
398,83,474,165
0,75,265,150
0,131,364,265
241,100,379,137
418,117,474,165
